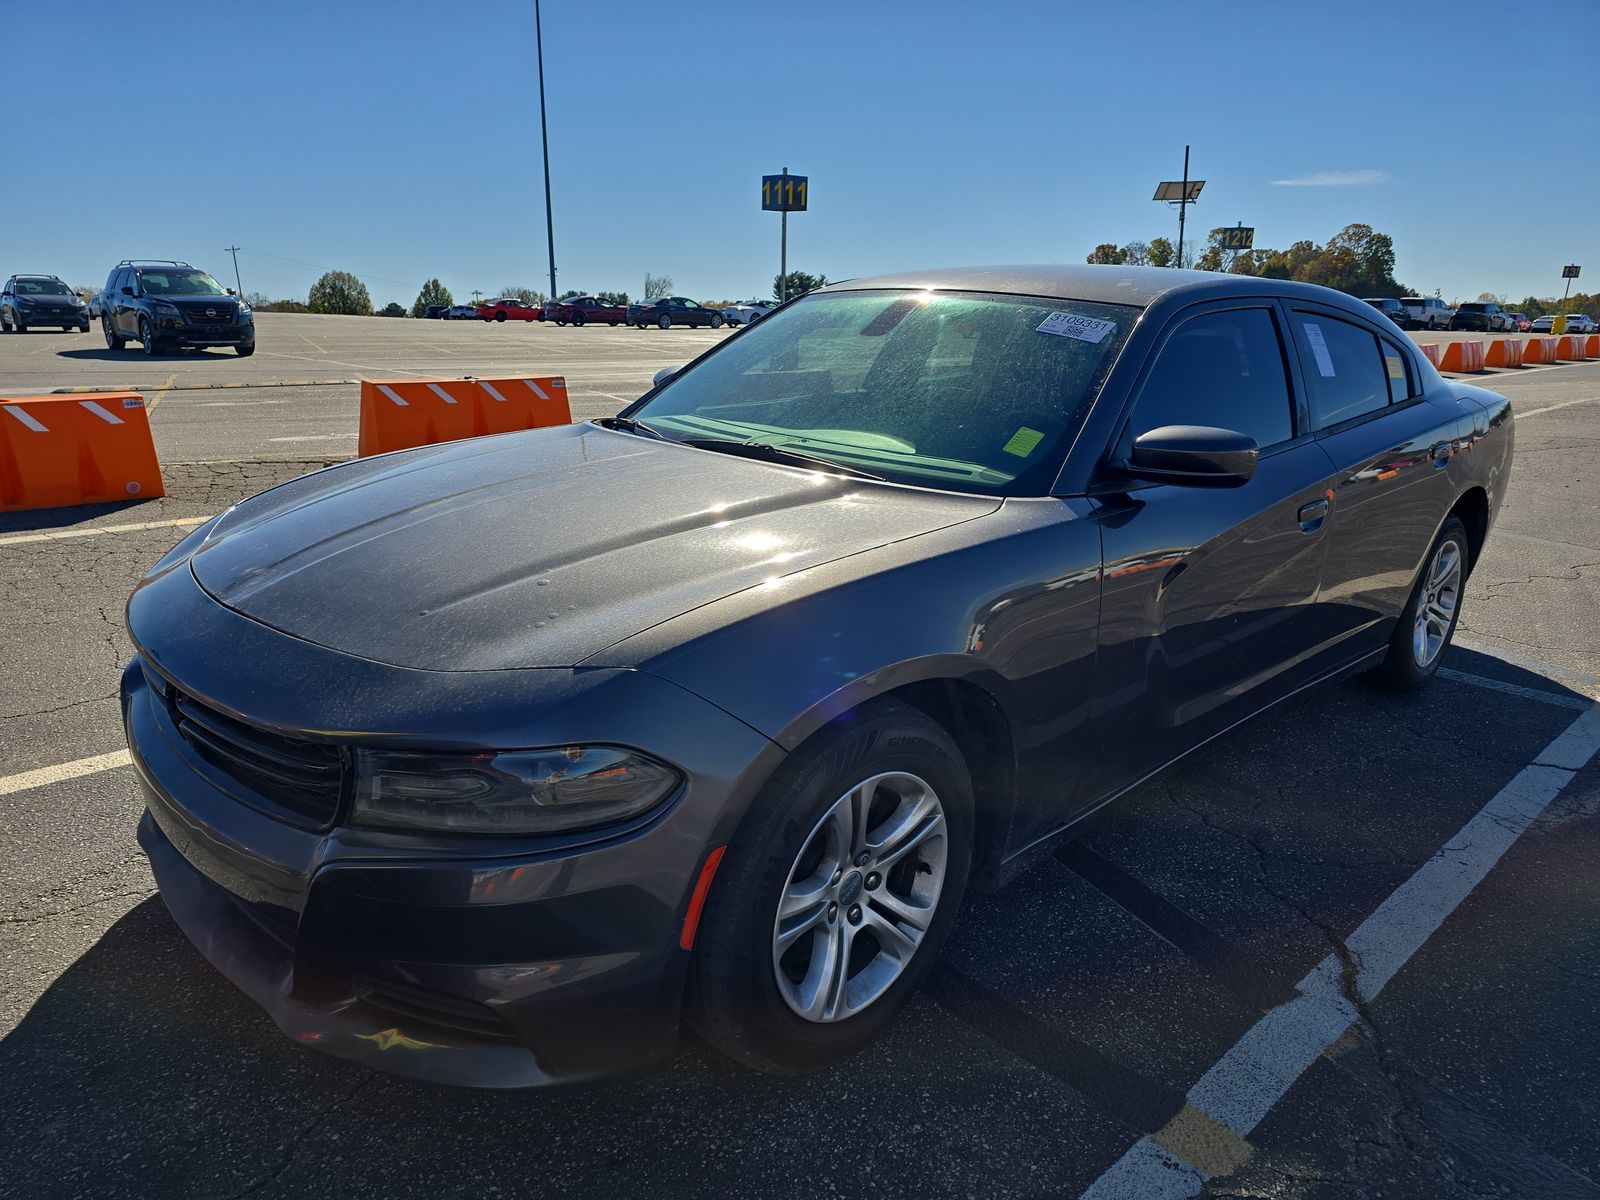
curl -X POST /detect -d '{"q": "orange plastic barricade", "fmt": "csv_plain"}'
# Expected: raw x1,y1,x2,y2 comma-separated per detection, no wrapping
1418,342,1443,367
1484,339,1524,369
1555,336,1588,361
0,393,163,513
1522,337,1558,365
357,376,570,457
1438,340,1486,373
1587,334,1599,358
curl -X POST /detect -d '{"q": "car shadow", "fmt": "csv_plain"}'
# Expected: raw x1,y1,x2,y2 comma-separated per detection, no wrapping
53,347,229,362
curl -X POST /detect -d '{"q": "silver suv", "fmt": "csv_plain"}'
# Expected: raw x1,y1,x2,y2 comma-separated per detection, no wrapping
1400,296,1454,330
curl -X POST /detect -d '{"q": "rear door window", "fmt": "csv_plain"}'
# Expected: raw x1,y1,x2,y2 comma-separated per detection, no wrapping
1130,307,1295,449
1291,313,1390,429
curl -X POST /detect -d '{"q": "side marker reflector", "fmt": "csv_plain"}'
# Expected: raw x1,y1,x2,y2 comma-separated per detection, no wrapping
679,846,728,951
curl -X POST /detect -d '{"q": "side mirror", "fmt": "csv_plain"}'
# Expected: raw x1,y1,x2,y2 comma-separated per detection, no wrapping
226,287,236,296
1126,425,1258,487
652,365,682,388
120,286,134,296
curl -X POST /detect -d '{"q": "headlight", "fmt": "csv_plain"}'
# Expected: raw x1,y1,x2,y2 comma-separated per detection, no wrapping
237,303,253,320
353,746,682,835
16,297,35,308
155,302,181,318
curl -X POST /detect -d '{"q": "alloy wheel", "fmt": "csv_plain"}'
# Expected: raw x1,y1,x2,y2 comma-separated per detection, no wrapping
1413,539,1461,668
772,771,947,1023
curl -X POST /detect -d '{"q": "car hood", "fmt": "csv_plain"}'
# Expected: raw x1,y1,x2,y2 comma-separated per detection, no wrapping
189,423,999,670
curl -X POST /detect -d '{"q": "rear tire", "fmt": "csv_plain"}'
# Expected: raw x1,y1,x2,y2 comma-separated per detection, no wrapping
495,312,506,322
573,313,585,327
687,701,973,1075
658,314,672,329
1373,516,1469,691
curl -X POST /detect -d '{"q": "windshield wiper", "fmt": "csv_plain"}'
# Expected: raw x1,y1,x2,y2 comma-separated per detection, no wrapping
595,415,667,440
679,437,885,481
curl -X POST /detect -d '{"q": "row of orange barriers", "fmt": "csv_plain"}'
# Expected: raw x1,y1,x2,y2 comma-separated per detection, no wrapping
1424,333,1596,374
1,375,572,514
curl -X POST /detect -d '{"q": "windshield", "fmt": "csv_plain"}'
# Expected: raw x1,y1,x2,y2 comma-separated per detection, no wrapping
138,270,225,296
630,288,1138,496
15,279,73,296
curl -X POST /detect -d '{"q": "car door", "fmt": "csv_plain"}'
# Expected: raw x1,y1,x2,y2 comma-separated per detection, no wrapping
1088,301,1339,801
1,279,12,324
114,270,137,335
1286,303,1467,657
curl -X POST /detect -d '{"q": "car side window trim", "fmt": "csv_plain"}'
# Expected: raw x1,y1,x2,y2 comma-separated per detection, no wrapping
1288,302,1407,436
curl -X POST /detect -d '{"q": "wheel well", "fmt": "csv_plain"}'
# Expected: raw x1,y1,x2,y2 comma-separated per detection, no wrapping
871,678,1017,886
1451,487,1489,572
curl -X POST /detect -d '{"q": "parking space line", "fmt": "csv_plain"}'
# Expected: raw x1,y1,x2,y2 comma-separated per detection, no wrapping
0,516,211,548
1517,395,1600,420
1081,699,1600,1198
0,750,132,797
1056,842,1292,1013
1438,667,1593,711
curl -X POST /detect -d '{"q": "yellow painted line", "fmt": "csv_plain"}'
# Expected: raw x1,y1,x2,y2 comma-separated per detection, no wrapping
0,515,211,548
0,750,131,797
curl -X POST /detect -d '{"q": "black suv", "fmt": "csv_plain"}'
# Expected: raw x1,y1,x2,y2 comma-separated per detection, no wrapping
2,275,91,333
99,260,255,357
1449,302,1510,333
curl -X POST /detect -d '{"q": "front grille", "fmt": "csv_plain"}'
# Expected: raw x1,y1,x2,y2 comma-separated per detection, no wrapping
180,303,236,325
355,975,519,1043
170,688,344,829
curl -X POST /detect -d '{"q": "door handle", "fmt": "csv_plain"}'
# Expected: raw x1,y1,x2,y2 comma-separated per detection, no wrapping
1430,441,1451,467
1297,499,1329,530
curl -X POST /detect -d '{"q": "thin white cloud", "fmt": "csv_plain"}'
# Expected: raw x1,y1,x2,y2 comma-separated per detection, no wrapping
1271,169,1390,188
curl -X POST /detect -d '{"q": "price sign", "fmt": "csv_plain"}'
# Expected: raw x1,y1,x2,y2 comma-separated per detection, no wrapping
762,174,808,212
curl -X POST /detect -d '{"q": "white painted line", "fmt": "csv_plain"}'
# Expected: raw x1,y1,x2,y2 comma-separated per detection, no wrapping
377,385,409,407
426,383,458,405
268,434,356,443
79,400,125,425
3,405,49,433
0,515,211,548
1438,667,1593,710
1517,395,1600,419
479,382,509,404
0,750,131,797
1081,699,1600,1198
523,379,549,401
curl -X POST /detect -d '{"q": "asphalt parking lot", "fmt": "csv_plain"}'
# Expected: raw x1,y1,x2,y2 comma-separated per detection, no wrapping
3,316,1599,1199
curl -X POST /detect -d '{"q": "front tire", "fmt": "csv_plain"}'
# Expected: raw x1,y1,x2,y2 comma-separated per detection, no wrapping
710,314,724,329
139,317,160,356
1373,516,1469,691
573,313,585,327
688,701,973,1074
236,344,255,357
103,318,126,351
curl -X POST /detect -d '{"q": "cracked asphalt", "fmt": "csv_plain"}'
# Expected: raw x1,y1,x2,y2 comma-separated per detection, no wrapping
2,319,1599,1198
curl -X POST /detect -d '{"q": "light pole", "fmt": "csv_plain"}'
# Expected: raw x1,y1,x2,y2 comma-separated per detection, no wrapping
535,0,557,307
225,245,243,296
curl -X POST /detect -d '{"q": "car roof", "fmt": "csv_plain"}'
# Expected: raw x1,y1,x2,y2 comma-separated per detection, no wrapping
817,264,1387,310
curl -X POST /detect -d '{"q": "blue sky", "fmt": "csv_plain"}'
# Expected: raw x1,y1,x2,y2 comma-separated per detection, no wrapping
9,1,1597,307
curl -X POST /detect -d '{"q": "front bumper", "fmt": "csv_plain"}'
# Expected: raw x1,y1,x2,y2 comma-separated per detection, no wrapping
123,562,780,1086
160,322,254,347
15,307,87,324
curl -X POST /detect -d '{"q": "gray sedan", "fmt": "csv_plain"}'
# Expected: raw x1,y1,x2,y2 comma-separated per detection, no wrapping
123,265,1512,1087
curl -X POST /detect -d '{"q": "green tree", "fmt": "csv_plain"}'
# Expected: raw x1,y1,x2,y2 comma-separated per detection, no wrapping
377,302,406,318
596,291,629,306
559,289,582,300
1086,243,1126,265
307,270,372,316
1147,237,1175,268
1120,241,1150,266
411,278,453,318
773,271,829,302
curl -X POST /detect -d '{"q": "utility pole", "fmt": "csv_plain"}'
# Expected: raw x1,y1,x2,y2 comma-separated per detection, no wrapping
535,0,557,307
780,167,789,303
225,245,243,296
1177,146,1190,269
471,289,483,304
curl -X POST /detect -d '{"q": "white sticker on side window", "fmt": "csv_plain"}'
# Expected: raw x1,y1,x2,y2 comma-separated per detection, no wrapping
1037,312,1116,343
1302,321,1337,377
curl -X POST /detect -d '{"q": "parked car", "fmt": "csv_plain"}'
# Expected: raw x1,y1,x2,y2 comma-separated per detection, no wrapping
1563,313,1598,334
1507,312,1532,332
1361,297,1411,329
547,295,628,326
1531,315,1556,333
442,305,479,320
628,296,725,329
123,265,1511,1088
1,274,90,333
477,298,542,322
98,260,255,357
423,305,448,319
1400,296,1454,330
1449,302,1511,333
722,299,775,326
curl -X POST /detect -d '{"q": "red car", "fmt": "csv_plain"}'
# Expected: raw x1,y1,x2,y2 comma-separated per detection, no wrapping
476,298,542,323
547,295,628,327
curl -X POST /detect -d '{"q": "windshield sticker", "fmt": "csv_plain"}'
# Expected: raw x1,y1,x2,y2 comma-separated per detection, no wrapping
1302,322,1337,377
1037,312,1116,343
1003,427,1045,457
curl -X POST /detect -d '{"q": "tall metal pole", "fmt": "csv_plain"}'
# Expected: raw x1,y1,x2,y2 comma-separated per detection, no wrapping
780,167,789,304
535,0,557,306
225,245,243,296
1177,145,1190,269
